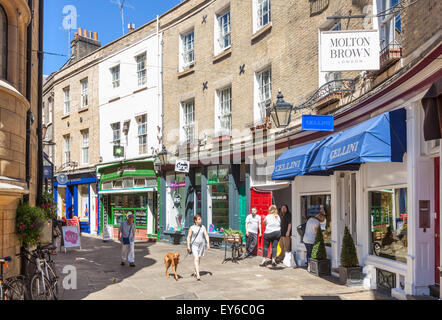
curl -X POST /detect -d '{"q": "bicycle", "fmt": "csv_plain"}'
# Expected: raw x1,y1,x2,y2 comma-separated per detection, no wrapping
0,256,26,300
22,244,59,300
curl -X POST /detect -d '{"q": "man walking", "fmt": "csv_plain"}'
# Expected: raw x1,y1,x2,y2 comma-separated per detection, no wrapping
118,214,136,267
243,207,261,259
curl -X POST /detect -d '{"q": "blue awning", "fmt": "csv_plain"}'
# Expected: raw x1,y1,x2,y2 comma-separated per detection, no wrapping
272,108,407,180
308,108,407,173
272,139,329,180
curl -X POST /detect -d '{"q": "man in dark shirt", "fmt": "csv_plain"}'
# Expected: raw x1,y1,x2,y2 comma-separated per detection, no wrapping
276,204,292,263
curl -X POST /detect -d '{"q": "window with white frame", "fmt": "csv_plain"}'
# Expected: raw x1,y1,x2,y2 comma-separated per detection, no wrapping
111,122,121,146
217,87,232,135
255,0,271,31
63,134,70,164
81,78,88,108
257,68,272,121
182,100,195,143
48,98,53,123
181,31,194,69
136,53,147,86
215,10,231,54
137,114,148,154
111,65,120,88
81,129,89,165
63,87,70,115
379,0,402,50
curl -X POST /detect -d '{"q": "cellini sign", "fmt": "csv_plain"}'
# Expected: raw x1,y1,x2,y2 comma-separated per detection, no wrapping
320,30,380,72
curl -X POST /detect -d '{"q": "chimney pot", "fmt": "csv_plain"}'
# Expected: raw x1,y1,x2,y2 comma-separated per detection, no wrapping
83,29,87,37
78,27,82,36
93,32,98,41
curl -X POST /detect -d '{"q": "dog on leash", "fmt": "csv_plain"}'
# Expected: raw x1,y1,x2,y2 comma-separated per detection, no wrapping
164,253,180,281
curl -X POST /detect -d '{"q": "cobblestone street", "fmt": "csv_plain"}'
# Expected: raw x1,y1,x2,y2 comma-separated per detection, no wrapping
53,235,393,300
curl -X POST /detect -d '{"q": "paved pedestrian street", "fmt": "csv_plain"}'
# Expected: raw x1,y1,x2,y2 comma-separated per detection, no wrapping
53,235,393,300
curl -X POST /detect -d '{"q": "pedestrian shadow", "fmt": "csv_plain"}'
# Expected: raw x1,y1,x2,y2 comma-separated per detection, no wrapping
53,235,158,300
200,271,213,276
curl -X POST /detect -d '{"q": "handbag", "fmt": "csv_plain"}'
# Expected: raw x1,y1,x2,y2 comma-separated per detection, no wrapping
188,226,202,255
122,224,134,245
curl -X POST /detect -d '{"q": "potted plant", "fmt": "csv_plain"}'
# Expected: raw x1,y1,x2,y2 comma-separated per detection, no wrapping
224,228,243,243
339,226,363,285
309,227,331,277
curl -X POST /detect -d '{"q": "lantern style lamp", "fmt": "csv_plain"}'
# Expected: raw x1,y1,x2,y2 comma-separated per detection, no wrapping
157,145,170,166
269,91,293,128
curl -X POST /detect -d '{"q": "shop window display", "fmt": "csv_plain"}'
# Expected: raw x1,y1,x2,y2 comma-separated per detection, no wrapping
208,166,229,232
369,188,407,263
108,193,148,229
78,185,90,222
166,174,186,231
301,194,332,246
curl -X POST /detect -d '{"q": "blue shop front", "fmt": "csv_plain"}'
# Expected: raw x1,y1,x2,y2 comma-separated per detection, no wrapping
53,171,99,234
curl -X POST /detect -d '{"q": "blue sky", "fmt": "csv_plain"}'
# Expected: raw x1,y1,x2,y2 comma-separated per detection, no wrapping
43,0,181,75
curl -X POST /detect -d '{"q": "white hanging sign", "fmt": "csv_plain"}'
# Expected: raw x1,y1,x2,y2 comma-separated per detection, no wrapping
175,159,190,173
320,30,380,72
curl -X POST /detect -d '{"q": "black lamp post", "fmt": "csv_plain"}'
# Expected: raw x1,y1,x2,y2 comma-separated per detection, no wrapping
269,91,293,128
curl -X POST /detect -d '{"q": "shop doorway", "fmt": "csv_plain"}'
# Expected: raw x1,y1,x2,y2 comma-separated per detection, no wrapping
435,157,440,285
250,188,272,256
342,172,357,240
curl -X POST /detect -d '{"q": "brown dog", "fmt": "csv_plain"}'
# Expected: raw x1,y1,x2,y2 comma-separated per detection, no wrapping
164,253,180,281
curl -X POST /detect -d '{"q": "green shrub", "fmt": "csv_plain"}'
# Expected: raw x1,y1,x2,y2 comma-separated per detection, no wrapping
311,227,327,260
16,201,46,246
340,226,359,268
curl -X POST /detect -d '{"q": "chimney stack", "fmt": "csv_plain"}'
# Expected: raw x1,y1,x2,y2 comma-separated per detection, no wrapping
70,27,102,62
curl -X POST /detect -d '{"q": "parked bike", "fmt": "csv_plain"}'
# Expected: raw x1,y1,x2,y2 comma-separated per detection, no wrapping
0,256,26,300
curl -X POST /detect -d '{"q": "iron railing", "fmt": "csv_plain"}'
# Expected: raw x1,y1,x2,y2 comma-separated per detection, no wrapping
293,78,356,111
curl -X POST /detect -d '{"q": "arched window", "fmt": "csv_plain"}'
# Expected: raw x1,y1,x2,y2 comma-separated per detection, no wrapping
0,5,7,79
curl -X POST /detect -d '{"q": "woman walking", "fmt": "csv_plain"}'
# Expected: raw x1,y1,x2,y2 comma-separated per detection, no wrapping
187,214,210,281
260,205,281,267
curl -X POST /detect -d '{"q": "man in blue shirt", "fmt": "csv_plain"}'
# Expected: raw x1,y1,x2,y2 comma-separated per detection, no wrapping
118,214,136,267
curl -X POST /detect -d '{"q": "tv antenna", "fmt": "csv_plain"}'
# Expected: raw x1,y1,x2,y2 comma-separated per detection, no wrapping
111,0,135,36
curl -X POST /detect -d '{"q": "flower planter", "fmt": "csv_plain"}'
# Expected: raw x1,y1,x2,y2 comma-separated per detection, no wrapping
309,258,331,277
339,266,363,286
224,234,242,244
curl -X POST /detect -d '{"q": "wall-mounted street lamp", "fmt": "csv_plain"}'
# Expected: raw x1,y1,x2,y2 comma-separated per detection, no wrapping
154,145,171,173
268,91,293,128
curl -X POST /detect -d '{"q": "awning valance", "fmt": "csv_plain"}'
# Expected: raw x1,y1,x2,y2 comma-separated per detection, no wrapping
421,76,442,141
272,108,407,180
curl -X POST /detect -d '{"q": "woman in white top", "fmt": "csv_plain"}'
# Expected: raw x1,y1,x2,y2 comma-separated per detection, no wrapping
187,214,210,281
260,205,281,267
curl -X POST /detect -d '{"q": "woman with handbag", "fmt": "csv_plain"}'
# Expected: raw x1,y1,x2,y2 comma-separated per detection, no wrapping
260,205,281,267
187,214,210,281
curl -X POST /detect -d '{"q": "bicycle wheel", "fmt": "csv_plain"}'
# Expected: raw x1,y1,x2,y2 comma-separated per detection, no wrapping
4,278,26,300
30,274,53,300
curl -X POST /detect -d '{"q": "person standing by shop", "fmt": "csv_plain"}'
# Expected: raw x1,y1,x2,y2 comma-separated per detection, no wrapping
243,207,262,259
260,205,281,267
187,214,210,281
118,214,136,267
303,211,326,272
276,204,292,263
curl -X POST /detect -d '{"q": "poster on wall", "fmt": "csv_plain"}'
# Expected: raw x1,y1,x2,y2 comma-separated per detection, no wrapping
62,226,81,250
320,30,380,72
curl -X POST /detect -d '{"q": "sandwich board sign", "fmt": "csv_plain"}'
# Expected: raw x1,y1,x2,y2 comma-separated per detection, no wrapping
62,226,81,252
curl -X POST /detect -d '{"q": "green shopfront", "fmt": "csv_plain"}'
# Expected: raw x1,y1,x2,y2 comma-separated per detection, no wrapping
160,164,248,244
98,160,160,241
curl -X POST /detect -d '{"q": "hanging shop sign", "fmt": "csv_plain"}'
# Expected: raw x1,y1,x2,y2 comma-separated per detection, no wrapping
319,30,380,72
56,173,68,185
302,115,335,131
175,160,190,173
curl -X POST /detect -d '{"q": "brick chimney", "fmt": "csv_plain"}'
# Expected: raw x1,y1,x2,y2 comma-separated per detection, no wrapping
70,27,101,63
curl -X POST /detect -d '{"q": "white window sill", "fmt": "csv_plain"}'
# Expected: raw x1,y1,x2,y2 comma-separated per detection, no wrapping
252,22,272,42
61,114,70,120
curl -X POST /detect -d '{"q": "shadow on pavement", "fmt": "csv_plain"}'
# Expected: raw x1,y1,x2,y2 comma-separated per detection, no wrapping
53,235,156,300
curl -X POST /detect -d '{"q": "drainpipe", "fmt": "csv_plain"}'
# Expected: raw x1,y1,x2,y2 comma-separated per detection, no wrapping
24,0,34,202
36,0,44,205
